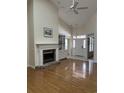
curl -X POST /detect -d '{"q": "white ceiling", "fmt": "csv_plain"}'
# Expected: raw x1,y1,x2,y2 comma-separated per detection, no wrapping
50,0,97,28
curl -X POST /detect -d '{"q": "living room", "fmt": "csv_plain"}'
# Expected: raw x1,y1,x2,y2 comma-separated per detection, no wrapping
27,0,97,68
1,0,124,93
27,0,97,93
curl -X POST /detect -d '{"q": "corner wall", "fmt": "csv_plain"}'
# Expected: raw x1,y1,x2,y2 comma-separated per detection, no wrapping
27,0,35,67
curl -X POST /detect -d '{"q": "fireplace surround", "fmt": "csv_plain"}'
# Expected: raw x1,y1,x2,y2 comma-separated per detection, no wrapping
35,44,59,67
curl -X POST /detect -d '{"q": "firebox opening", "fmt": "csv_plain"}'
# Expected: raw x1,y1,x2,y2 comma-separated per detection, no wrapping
43,49,56,64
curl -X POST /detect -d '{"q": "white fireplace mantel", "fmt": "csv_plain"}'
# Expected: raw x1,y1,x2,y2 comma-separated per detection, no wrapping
35,44,59,67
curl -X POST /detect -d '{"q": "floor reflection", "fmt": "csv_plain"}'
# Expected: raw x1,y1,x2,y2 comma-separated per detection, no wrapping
28,59,97,93
72,60,94,79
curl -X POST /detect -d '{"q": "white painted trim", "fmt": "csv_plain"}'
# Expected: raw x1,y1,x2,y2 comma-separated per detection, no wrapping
69,56,87,61
27,65,35,69
40,61,60,67
39,48,59,66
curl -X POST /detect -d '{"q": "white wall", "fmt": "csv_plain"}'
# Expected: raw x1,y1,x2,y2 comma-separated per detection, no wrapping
33,0,59,44
58,18,72,59
27,0,35,67
32,0,60,66
85,13,97,62
59,18,71,37
27,0,74,66
27,0,59,67
73,13,97,62
73,13,97,35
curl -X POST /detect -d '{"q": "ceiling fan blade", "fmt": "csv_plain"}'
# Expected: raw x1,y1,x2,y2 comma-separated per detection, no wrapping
70,0,79,9
73,1,78,8
77,7,88,10
73,9,78,14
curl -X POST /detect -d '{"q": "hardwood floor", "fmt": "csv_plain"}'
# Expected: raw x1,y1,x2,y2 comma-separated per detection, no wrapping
27,59,97,93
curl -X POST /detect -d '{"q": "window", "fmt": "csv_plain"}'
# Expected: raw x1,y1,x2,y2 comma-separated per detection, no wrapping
89,37,94,52
83,39,86,48
73,36,76,39
65,38,68,50
73,40,75,48
73,35,86,39
77,35,86,39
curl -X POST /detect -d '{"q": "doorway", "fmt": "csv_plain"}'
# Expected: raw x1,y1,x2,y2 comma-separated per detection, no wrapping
87,33,94,59
72,35,87,60
75,39,84,56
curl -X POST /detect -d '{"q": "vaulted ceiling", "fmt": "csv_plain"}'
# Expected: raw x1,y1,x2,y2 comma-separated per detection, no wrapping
50,0,97,28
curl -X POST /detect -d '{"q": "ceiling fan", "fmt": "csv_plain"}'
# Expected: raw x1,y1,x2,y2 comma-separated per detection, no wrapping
70,0,88,14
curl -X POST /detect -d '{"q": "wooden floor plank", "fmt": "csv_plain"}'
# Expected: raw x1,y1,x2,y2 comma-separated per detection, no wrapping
27,59,97,93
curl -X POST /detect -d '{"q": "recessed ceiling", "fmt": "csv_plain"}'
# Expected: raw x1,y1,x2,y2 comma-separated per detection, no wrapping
50,0,97,28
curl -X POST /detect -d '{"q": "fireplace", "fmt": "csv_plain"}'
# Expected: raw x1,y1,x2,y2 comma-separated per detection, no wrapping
36,44,59,66
43,49,56,64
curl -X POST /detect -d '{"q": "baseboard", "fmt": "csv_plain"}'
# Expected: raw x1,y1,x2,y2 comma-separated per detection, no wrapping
59,58,67,61
27,65,35,69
